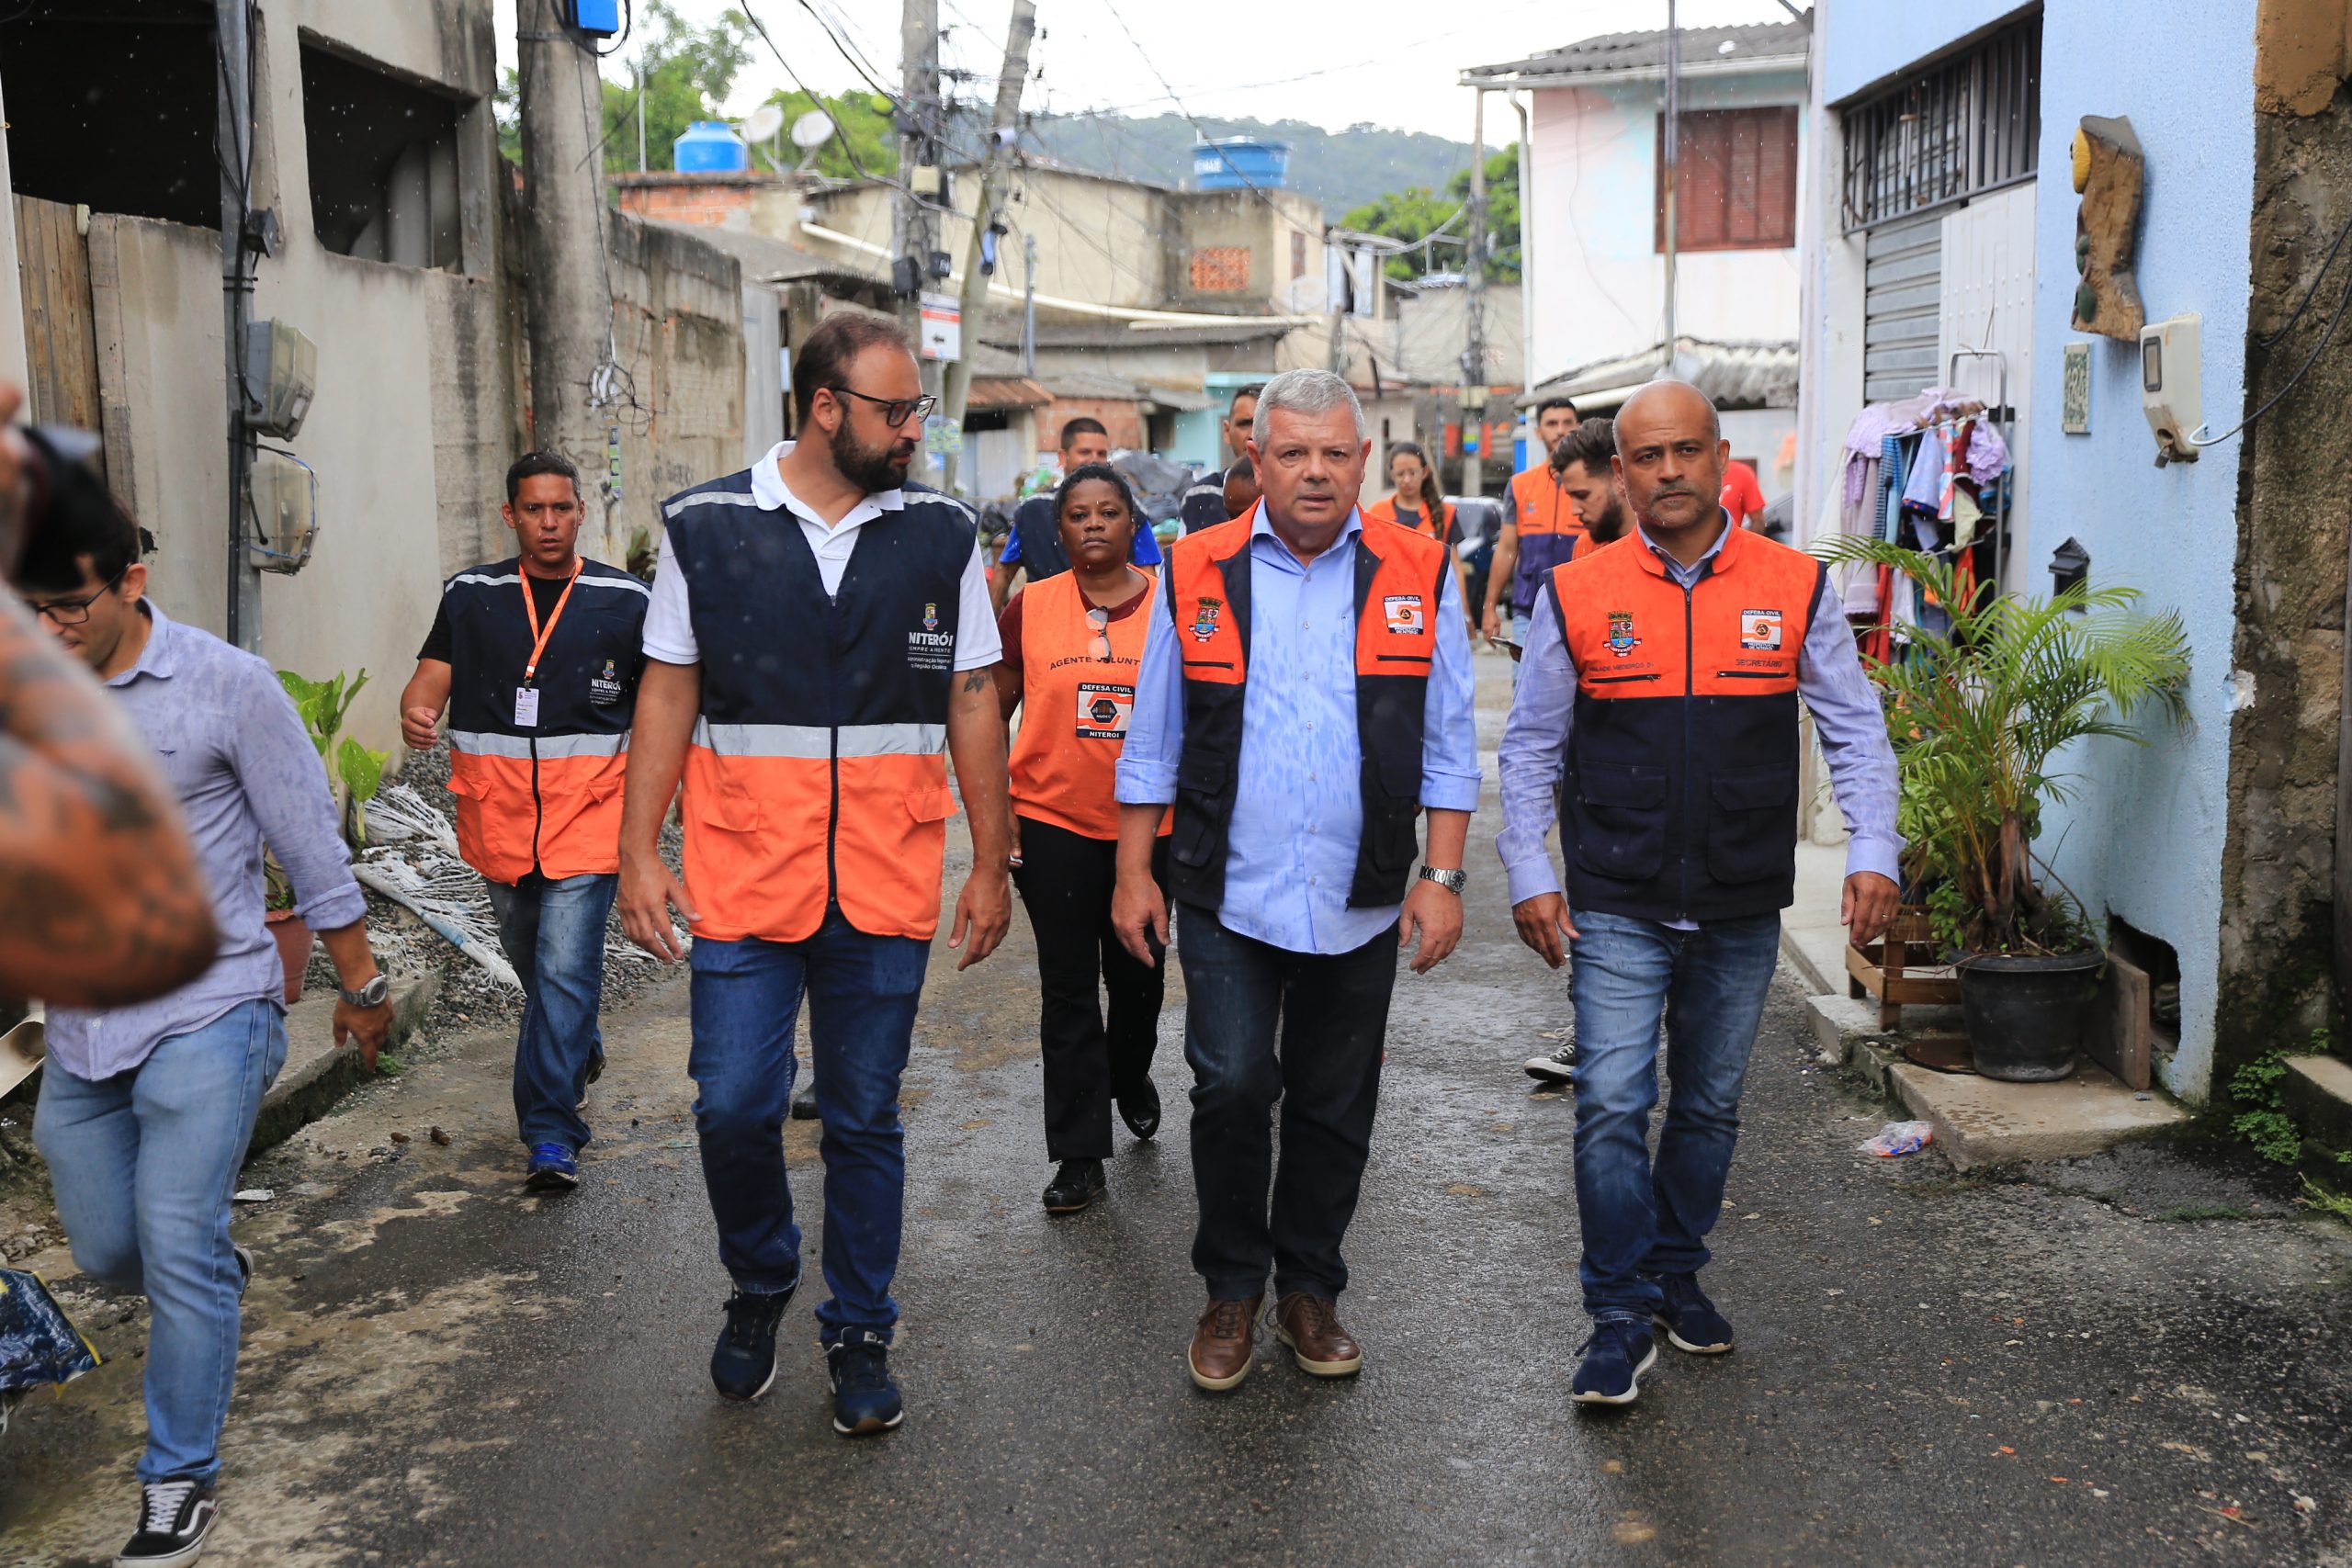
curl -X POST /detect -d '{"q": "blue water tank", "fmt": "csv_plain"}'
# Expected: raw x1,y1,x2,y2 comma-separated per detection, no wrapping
674,120,749,174
1193,138,1290,191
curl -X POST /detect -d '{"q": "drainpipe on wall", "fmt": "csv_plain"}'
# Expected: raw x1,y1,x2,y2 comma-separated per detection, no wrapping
1510,91,1535,460
217,0,261,651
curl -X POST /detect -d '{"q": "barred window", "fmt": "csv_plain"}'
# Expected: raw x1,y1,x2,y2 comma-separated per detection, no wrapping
1840,16,2041,232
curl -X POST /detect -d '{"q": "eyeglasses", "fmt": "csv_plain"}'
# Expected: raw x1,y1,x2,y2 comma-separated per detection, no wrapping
21,565,128,626
1086,605,1113,661
828,386,937,428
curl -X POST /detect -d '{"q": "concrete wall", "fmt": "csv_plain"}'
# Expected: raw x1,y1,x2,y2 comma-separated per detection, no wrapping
1525,67,1807,384
60,0,741,770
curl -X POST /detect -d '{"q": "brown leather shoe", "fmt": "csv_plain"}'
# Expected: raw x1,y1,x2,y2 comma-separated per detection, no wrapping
1274,1292,1363,1377
1187,1295,1261,1392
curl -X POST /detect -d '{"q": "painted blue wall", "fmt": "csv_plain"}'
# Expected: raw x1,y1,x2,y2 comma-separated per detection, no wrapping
1820,0,2037,104
2025,4,2256,1098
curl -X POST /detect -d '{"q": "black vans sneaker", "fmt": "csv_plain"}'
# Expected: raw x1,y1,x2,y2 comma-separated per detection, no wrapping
116,1479,217,1566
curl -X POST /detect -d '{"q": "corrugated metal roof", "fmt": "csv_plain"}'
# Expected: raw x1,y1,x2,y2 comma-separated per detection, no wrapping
967,377,1054,411
1465,18,1808,85
1517,338,1799,412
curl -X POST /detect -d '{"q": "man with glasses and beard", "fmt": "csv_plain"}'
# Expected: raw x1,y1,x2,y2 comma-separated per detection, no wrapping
619,313,1014,1438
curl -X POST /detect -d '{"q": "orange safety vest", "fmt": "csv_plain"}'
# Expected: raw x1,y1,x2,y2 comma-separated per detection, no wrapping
1545,525,1826,922
1163,514,1447,910
1362,493,1456,544
441,558,648,884
660,469,976,943
1008,571,1170,840
1508,465,1586,614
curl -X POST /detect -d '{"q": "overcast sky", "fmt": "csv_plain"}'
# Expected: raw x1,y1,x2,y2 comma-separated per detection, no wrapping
493,0,1804,142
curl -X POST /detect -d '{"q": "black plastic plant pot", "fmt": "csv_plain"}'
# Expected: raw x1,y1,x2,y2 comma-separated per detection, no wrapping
1958,948,2106,1081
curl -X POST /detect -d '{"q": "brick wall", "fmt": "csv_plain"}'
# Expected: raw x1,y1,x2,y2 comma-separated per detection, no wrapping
1041,396,1146,453
615,184,754,229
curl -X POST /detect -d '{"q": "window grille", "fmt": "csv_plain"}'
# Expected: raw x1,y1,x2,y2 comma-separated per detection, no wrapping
1840,15,2041,232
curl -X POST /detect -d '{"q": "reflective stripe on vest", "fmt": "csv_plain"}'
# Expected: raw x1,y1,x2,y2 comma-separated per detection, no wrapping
662,469,973,942
1162,514,1444,911
439,558,647,884
1007,570,1165,840
1546,526,1826,922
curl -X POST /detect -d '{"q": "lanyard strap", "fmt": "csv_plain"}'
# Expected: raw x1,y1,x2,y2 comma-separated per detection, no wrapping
519,559,583,685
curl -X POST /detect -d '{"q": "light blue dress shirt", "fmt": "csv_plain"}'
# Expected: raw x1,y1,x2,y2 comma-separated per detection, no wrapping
1496,516,1903,917
1117,505,1483,955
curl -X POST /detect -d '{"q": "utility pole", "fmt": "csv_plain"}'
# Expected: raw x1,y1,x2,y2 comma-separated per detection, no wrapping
897,0,943,403
1463,88,1488,502
518,0,619,558
1021,231,1038,374
1661,0,1680,362
636,53,648,173
216,0,260,649
939,0,1035,494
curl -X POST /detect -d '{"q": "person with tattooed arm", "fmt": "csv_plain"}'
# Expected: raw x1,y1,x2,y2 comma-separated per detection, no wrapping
619,312,1012,1438
0,383,217,1005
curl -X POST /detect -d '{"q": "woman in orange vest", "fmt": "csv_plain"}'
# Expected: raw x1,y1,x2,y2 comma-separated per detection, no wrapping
1363,441,1472,623
993,463,1173,1215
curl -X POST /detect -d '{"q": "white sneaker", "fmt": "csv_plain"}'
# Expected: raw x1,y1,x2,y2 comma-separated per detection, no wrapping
116,1479,217,1566
1523,1038,1577,1082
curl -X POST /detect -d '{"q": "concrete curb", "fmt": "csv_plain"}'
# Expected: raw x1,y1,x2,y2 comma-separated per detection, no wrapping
248,973,441,1156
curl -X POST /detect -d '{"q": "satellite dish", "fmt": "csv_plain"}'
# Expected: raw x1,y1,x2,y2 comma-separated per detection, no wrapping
789,108,837,152
741,103,786,144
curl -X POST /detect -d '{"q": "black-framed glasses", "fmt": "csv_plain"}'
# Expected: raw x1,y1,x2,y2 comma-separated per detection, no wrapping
22,565,129,626
1085,605,1113,661
828,386,936,428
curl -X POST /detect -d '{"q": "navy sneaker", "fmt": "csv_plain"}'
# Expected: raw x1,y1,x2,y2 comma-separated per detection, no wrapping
710,1285,795,1402
1651,1271,1735,1354
525,1143,579,1192
1570,1320,1658,1406
826,1326,904,1437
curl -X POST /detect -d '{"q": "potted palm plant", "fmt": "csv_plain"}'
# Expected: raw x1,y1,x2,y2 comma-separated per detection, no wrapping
1815,539,2190,1080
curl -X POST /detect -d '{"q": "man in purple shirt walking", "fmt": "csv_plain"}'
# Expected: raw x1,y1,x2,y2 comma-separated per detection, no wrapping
1497,381,1900,1409
16,492,392,1567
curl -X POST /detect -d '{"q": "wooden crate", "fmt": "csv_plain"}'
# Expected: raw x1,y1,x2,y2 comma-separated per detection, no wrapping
1846,908,1961,1029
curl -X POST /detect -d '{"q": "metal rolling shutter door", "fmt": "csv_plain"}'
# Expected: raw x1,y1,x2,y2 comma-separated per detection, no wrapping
1862,210,1942,401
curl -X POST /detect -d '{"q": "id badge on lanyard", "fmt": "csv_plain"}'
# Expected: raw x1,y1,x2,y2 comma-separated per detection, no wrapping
515,561,582,728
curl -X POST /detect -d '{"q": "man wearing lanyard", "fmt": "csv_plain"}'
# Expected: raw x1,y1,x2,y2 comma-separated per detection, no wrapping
1497,381,1899,1406
401,451,649,1191
1114,368,1482,1393
1483,397,1584,668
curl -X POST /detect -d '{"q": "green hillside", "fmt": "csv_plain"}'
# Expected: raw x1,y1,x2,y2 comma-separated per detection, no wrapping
1022,112,1475,218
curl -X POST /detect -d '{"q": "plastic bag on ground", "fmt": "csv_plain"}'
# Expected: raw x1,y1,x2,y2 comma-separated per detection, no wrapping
1860,1120,1935,1157
0,1268,103,1436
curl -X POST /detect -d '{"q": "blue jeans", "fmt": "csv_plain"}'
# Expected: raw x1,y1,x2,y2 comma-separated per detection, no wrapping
1569,911,1781,1323
34,999,288,1484
688,909,930,1340
485,871,618,1150
1178,905,1395,1302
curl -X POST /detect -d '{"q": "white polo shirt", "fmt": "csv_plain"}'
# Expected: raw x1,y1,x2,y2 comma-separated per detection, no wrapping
643,441,1001,672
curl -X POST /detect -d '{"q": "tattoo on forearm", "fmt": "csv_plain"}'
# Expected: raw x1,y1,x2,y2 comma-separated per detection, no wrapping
962,670,991,693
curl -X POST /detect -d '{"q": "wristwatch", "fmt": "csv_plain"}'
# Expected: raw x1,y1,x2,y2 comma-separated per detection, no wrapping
1418,865,1468,896
339,973,390,1009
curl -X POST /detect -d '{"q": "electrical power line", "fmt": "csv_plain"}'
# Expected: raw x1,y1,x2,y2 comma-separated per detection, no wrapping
1095,0,1294,224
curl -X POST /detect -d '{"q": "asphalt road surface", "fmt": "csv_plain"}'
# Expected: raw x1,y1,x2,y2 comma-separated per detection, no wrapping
6,656,2351,1567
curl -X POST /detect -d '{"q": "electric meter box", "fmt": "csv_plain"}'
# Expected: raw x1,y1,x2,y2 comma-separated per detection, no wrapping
568,0,623,35
245,448,317,575
2139,313,2201,465
243,320,316,440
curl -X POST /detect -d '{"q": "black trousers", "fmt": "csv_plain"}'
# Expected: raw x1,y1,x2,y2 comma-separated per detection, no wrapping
1176,904,1397,1302
1012,816,1170,1161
